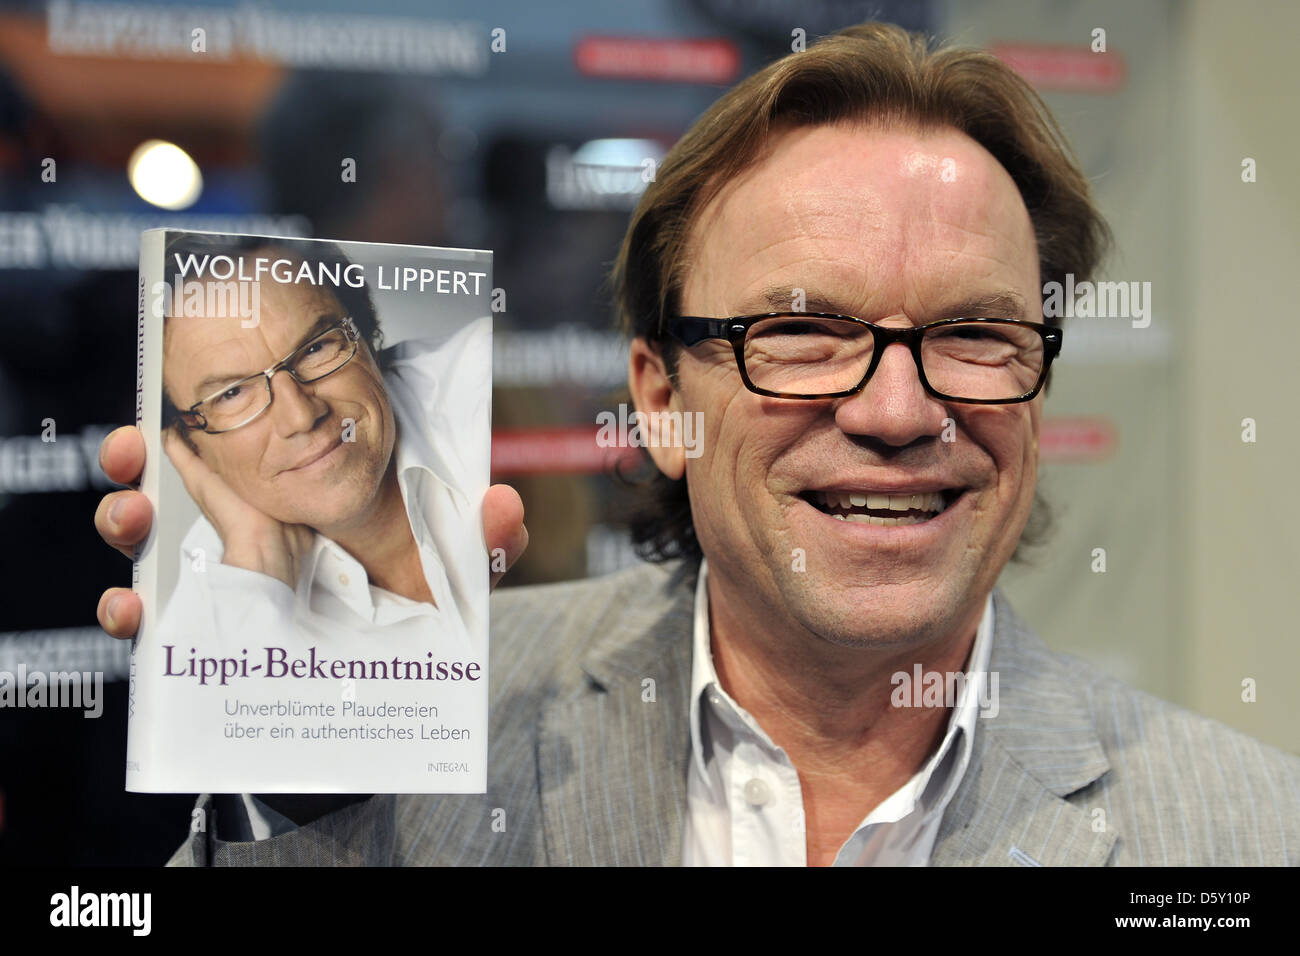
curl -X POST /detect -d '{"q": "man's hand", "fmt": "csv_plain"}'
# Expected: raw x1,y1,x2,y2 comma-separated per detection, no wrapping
94,425,529,638
162,427,315,591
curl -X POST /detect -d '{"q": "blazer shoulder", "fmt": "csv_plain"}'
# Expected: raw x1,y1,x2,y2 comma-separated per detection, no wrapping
487,559,691,690
1054,649,1300,865
1063,649,1299,770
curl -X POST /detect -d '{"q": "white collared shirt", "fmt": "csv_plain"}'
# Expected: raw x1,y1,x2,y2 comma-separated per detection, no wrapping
681,559,995,866
159,316,491,658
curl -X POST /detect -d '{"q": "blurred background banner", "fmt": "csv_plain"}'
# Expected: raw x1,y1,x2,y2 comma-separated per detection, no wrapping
0,0,1296,864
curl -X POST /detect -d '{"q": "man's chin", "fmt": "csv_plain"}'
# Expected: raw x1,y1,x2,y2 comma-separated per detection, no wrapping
259,487,368,533
776,575,958,650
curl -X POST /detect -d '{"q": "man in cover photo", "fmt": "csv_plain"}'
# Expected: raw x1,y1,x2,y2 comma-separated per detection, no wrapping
154,234,490,658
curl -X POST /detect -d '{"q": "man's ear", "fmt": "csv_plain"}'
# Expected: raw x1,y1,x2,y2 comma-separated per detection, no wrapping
627,337,686,481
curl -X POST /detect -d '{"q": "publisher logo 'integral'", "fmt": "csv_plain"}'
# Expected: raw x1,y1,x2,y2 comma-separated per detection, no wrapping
50,886,151,936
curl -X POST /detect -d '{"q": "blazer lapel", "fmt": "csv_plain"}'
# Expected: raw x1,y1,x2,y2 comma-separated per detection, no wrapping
931,588,1118,866
537,562,697,866
536,568,1119,867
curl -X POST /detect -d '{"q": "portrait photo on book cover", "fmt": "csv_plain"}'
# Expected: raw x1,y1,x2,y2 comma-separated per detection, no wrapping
151,232,491,663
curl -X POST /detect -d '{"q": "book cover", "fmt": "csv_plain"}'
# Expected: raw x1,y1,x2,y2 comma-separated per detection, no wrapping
128,229,492,793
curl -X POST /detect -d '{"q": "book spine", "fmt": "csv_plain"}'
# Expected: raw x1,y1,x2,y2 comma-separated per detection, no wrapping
125,229,167,791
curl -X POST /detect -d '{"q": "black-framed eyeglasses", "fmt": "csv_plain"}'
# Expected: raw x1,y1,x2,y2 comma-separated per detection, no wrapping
174,317,361,434
666,313,1062,404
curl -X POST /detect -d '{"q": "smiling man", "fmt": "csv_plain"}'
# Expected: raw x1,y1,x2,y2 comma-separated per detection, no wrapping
621,121,1053,864
96,23,1298,865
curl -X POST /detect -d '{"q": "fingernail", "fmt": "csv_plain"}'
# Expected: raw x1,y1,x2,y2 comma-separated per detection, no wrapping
106,595,121,630
109,498,126,528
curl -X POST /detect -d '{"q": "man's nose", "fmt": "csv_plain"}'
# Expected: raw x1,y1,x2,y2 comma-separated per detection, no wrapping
832,341,948,445
267,369,329,436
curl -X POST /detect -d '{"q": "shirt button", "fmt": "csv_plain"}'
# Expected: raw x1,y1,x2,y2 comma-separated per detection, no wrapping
338,573,350,588
743,778,772,808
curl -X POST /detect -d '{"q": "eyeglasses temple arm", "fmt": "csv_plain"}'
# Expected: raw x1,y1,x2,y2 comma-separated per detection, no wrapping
668,316,733,346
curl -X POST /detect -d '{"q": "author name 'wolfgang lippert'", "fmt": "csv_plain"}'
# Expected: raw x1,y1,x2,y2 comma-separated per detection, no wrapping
171,252,488,295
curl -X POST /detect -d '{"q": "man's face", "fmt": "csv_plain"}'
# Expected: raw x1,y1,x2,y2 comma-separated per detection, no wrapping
675,123,1043,649
163,269,396,533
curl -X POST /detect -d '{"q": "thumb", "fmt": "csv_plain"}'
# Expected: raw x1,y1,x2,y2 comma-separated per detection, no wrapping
483,484,527,590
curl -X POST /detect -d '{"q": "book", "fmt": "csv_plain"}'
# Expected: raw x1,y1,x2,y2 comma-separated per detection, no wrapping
128,229,492,793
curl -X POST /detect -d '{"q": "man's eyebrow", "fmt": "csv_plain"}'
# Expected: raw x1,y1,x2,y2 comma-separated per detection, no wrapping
738,287,1027,320
937,291,1027,319
190,314,340,400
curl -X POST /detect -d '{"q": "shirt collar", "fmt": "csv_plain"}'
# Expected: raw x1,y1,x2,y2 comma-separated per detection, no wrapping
914,589,994,822
382,344,471,514
688,557,995,815
688,558,717,780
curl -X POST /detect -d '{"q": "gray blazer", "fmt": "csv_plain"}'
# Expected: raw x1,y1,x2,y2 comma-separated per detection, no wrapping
169,559,1300,866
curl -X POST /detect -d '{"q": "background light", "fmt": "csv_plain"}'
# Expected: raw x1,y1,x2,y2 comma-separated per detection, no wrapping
127,139,203,210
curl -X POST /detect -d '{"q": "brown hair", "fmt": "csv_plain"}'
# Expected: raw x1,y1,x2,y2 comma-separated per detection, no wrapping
611,21,1111,563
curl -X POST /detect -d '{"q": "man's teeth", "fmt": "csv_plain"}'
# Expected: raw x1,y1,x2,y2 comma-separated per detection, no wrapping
814,490,948,513
808,490,950,525
834,513,928,526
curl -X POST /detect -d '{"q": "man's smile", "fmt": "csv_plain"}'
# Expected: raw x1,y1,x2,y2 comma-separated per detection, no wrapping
281,436,344,474
801,488,962,525
789,484,972,539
